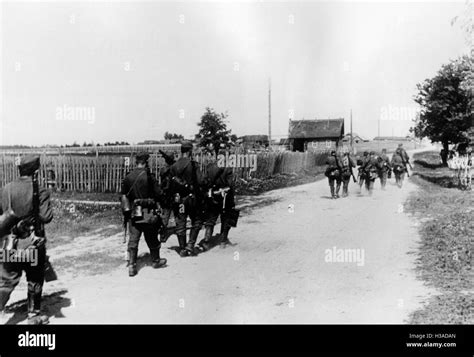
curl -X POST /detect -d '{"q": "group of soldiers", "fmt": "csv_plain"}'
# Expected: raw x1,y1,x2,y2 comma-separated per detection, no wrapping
325,143,411,198
121,141,239,277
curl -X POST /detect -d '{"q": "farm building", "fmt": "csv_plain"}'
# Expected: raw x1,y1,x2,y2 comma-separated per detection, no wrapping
342,133,368,144
288,118,344,152
238,135,269,150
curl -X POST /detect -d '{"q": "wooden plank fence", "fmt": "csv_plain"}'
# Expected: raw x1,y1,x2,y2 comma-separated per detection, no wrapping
0,151,328,193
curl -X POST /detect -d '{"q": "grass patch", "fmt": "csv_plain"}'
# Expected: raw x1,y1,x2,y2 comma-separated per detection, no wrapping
47,199,122,250
405,155,473,324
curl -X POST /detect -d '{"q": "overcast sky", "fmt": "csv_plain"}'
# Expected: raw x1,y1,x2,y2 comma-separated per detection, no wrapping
0,1,469,146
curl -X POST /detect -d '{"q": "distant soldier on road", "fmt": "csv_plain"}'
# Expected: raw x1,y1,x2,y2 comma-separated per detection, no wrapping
0,155,53,324
325,150,342,199
397,143,410,172
121,152,166,277
377,148,392,190
340,150,356,197
391,149,407,188
169,142,205,257
357,151,369,193
362,151,379,195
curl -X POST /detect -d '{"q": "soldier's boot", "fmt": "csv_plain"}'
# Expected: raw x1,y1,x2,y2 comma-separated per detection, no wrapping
177,234,189,257
198,226,213,251
27,292,49,325
128,248,138,277
185,227,200,256
330,186,335,199
335,183,341,198
220,224,234,247
150,248,167,269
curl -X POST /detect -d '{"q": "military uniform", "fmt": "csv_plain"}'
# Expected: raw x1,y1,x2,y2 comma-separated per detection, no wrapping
199,157,236,250
169,143,205,256
357,152,369,192
391,152,406,188
340,153,356,197
0,155,53,324
121,152,166,276
325,152,342,199
158,151,176,243
377,152,391,189
362,153,379,195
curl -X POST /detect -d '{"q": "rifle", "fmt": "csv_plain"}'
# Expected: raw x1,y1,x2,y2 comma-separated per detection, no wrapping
159,150,176,166
350,167,357,183
32,172,57,282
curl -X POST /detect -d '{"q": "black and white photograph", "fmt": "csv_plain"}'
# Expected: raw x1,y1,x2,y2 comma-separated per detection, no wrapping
0,0,472,353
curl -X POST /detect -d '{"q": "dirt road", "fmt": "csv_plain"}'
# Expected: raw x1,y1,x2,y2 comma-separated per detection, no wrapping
7,166,435,324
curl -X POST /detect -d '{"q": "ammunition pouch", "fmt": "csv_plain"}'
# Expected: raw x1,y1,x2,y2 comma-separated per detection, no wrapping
325,168,340,179
131,199,161,225
0,208,20,238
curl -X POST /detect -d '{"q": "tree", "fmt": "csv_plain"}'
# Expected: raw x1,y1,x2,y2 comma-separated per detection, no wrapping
164,132,184,140
197,107,232,154
411,55,472,164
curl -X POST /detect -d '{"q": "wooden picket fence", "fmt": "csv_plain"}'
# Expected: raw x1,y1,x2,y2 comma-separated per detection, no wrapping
0,150,328,193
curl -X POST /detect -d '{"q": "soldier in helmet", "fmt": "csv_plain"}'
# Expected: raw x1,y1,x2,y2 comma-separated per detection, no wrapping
0,155,53,324
362,151,379,195
377,148,392,190
121,152,166,277
325,150,342,199
158,150,176,243
169,141,205,257
340,150,356,197
198,148,237,251
357,151,369,193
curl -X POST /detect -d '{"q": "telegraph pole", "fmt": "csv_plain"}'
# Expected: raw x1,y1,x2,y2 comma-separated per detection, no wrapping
268,77,272,147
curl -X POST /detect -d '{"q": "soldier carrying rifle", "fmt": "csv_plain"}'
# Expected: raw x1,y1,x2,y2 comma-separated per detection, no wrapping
198,148,239,251
0,155,53,324
121,152,166,277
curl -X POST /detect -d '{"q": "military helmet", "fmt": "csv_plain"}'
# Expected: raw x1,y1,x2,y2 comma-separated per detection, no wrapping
135,152,150,163
18,155,40,176
181,141,193,153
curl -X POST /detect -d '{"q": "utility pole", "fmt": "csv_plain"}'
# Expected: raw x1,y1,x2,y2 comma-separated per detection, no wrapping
268,77,272,147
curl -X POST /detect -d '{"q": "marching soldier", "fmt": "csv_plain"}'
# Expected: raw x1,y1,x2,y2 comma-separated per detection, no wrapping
121,152,166,277
198,149,237,251
377,148,391,190
340,150,356,197
357,151,369,193
0,155,53,324
391,149,407,188
158,150,176,243
362,151,379,195
397,143,410,172
169,142,205,257
325,150,342,199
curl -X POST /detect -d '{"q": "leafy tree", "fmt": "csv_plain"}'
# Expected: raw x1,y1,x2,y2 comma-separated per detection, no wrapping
164,132,184,140
412,55,472,164
197,107,232,154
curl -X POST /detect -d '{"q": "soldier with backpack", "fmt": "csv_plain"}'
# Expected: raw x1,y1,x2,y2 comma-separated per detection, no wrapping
377,148,391,190
325,150,342,199
198,149,238,251
169,142,205,257
363,151,379,195
340,150,357,197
